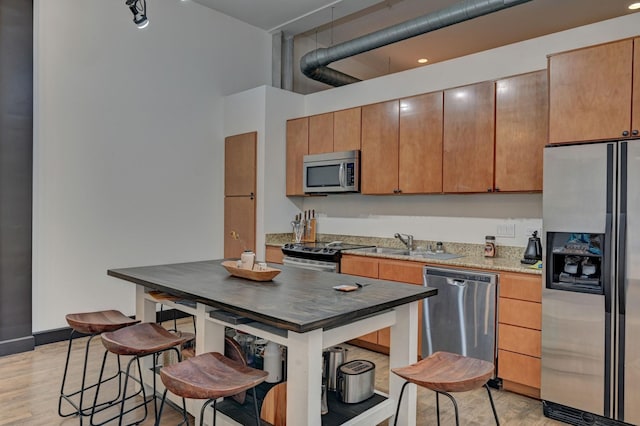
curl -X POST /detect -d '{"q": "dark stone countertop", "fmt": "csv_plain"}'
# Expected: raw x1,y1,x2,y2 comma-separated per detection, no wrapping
108,259,436,333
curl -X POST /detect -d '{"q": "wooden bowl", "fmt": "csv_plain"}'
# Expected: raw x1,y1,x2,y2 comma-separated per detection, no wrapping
221,260,281,282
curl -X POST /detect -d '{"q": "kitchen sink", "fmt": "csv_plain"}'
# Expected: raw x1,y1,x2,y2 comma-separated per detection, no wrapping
410,251,465,260
352,246,465,260
352,247,410,255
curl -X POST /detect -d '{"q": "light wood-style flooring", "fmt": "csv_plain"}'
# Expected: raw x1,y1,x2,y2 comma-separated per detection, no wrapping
0,320,564,425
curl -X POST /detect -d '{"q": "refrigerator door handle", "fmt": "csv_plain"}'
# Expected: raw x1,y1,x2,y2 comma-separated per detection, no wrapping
619,213,627,315
604,213,613,313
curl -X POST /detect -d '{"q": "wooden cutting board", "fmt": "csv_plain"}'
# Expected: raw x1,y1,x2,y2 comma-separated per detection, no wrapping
260,382,287,426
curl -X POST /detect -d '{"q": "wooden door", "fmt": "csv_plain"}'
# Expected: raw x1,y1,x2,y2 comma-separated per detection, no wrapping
495,71,547,192
399,92,443,194
286,117,308,196
308,112,333,154
334,107,361,152
224,196,255,259
361,100,399,194
225,132,256,259
443,81,495,193
548,39,633,144
633,38,640,137
225,132,256,196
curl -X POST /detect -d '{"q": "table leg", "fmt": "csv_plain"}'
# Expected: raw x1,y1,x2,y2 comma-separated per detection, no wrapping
390,301,418,426
286,328,323,426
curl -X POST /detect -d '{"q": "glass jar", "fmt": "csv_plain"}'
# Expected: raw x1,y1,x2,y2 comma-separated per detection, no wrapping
484,236,496,258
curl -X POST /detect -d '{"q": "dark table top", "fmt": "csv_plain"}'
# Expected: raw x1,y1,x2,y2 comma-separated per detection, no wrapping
108,260,437,333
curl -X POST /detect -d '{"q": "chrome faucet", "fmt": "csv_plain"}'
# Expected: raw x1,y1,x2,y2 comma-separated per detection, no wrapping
394,233,414,250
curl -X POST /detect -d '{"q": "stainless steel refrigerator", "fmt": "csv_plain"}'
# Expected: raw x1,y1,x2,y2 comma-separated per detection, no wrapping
542,141,640,425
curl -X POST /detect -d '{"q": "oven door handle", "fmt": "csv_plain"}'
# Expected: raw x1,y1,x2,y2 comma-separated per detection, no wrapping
283,256,338,273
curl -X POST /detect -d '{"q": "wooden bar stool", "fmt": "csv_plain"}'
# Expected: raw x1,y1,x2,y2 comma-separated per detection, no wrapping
58,310,139,421
155,351,268,426
91,322,191,426
391,351,499,426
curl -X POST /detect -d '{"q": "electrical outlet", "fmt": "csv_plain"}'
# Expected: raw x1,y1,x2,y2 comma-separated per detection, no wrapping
496,223,516,238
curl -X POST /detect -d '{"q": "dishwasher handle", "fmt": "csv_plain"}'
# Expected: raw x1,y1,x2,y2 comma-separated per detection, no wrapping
449,279,467,287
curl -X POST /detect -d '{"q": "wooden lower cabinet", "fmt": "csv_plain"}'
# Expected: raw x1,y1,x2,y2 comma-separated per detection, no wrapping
342,256,543,398
341,255,424,355
264,245,284,264
497,272,542,399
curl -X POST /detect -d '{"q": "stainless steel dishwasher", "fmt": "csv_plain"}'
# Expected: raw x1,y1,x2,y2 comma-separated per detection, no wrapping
422,266,498,366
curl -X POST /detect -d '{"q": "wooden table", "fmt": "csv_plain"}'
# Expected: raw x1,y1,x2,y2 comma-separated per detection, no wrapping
108,260,437,425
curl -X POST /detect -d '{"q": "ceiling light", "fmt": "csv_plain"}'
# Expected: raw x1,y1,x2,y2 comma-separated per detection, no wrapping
629,3,640,9
126,0,149,29
417,58,428,64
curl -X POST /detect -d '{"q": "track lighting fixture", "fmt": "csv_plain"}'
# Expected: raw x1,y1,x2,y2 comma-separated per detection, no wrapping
126,0,149,29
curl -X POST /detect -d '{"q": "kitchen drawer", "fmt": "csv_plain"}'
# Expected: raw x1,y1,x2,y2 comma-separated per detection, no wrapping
265,245,284,264
378,259,424,284
498,323,541,357
498,349,541,389
499,297,541,330
341,255,379,278
499,272,541,302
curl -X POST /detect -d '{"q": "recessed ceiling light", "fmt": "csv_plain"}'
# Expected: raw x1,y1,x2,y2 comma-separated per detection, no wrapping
629,2,640,9
417,58,428,64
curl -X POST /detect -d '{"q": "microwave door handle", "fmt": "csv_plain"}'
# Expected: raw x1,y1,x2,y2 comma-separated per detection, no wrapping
339,163,345,188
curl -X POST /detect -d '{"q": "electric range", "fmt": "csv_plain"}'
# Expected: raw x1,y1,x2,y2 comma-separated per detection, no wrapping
281,241,375,273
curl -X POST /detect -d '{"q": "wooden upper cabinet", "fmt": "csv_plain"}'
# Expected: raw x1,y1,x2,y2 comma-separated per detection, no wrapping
495,70,548,192
548,38,634,144
308,112,334,155
225,132,257,197
633,38,640,136
361,100,400,194
286,117,309,196
334,107,362,152
443,81,495,193
399,92,443,194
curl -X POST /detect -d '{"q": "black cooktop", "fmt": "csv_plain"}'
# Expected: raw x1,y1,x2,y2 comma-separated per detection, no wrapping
281,241,375,262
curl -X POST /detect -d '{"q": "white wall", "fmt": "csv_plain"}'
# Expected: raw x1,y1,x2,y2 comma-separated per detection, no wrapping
33,0,271,332
287,13,640,248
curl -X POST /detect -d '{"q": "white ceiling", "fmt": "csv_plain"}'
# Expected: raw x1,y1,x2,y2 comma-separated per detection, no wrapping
192,0,639,79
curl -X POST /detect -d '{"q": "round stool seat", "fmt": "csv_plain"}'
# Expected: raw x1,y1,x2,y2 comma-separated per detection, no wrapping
392,351,494,393
160,352,268,400
65,310,139,334
101,322,191,356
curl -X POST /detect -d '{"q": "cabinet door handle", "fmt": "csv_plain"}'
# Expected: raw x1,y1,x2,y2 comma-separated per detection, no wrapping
633,130,639,136
487,188,493,192
622,130,630,137
495,187,500,192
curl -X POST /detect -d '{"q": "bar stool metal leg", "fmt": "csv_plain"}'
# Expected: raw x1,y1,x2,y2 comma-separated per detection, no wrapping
437,391,460,426
58,331,124,420
393,381,410,426
485,384,500,425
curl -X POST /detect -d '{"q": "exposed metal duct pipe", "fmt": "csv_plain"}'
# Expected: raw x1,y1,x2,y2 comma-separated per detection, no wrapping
300,0,533,87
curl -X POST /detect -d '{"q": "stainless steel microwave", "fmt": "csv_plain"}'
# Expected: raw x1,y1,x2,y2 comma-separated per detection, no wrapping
303,150,360,194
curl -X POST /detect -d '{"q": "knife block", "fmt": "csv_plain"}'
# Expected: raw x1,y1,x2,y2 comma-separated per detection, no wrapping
303,218,316,242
